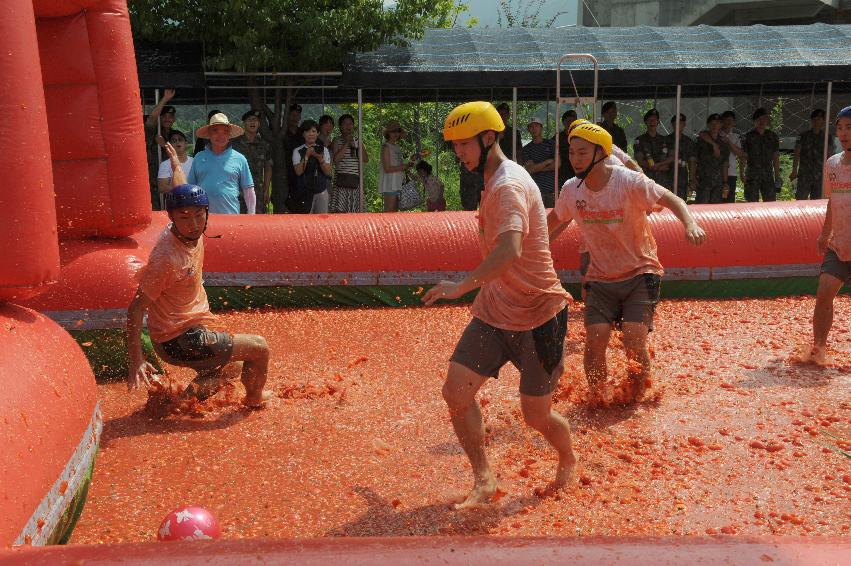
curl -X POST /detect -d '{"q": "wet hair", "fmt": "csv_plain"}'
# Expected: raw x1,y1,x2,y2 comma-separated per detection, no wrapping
416,161,432,175
318,114,334,128
300,119,318,133
602,101,617,114
338,113,355,127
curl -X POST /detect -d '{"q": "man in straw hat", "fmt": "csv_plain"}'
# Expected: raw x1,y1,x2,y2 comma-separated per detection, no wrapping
183,112,256,215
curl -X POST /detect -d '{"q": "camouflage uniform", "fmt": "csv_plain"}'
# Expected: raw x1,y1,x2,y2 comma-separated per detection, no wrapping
694,135,730,204
666,132,695,201
634,132,672,189
600,121,628,152
232,134,273,214
743,129,779,202
795,129,834,200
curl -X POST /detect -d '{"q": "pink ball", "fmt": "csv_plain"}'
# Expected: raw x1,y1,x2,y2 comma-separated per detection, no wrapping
157,506,221,541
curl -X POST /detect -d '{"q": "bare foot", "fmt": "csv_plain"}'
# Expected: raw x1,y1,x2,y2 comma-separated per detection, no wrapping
243,389,274,409
454,475,498,509
537,455,577,498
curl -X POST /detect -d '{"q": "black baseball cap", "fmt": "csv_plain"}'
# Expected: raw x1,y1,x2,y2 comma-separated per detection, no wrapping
706,113,722,124
752,107,768,120
670,113,686,124
242,109,262,121
810,108,825,119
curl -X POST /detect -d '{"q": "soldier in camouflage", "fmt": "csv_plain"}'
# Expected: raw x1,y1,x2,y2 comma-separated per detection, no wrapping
633,108,673,190
742,107,780,202
232,110,274,214
790,108,835,200
692,114,730,204
666,113,696,201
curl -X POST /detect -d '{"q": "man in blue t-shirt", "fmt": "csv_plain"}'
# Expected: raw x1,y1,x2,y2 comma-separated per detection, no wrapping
187,113,255,214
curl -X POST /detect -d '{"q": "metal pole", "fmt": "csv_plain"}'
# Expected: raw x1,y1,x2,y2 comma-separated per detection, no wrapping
512,87,518,161
554,53,599,200
155,88,165,210
673,85,682,197
823,81,833,180
358,88,364,212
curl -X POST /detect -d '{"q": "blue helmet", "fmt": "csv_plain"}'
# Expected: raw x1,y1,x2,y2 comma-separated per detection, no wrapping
836,106,851,124
165,184,209,211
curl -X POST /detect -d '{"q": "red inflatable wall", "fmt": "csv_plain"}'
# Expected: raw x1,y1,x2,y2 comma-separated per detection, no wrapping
0,0,60,302
35,0,150,238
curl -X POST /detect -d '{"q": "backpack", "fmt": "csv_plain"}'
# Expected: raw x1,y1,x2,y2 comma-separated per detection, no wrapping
296,145,330,196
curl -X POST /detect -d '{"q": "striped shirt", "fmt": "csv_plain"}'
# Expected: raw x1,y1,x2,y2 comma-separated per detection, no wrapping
522,139,555,194
332,137,361,175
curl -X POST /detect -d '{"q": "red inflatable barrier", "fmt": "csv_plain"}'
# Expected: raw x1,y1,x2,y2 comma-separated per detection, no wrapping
0,304,100,546
0,0,60,302
1,535,849,565
19,201,830,329
36,0,150,238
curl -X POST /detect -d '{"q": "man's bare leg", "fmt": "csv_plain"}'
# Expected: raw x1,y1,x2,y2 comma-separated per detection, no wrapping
442,362,495,508
584,323,611,405
521,392,576,494
812,273,843,364
621,322,651,402
231,334,271,406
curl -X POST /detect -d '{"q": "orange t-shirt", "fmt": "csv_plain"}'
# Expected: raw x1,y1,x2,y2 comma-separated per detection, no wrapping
823,153,851,261
555,166,666,282
138,227,216,343
471,160,571,332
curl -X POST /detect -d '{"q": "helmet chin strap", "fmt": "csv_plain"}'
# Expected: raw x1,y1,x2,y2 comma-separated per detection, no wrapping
575,146,606,188
171,210,217,242
475,133,495,177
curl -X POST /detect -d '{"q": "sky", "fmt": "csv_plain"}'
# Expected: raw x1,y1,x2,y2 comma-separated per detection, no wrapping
462,0,580,27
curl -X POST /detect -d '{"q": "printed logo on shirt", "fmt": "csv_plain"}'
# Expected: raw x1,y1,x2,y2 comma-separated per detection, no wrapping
578,208,625,225
575,200,587,210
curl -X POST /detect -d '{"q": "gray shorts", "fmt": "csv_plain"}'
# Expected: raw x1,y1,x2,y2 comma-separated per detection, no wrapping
585,273,662,330
821,248,851,284
153,326,234,371
450,308,568,397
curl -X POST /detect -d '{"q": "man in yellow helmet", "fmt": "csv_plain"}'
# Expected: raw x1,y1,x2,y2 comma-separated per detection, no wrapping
548,123,706,405
422,101,575,506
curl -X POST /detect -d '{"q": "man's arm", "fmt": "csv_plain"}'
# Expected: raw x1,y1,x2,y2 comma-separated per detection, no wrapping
790,143,801,180
263,161,273,207
422,230,522,305
164,143,187,187
547,208,573,242
144,88,175,129
126,288,158,390
818,199,833,255
656,189,706,245
773,151,781,180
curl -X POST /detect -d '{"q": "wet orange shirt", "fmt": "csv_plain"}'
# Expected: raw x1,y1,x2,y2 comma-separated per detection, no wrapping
555,166,666,282
138,227,216,343
472,160,570,332
823,153,851,261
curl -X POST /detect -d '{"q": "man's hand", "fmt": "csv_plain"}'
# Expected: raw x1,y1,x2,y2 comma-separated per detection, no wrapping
685,221,707,246
422,281,465,306
817,233,830,256
162,88,176,102
128,360,159,391
164,142,180,171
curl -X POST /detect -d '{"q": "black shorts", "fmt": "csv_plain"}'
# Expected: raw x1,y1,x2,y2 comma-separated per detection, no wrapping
584,273,662,330
821,248,851,284
450,308,568,397
153,327,234,371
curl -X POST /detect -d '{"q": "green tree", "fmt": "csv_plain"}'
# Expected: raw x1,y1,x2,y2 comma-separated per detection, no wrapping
496,0,567,27
129,0,468,207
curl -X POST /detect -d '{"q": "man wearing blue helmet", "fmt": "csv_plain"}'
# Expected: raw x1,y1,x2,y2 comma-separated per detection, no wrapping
807,106,851,365
126,146,272,407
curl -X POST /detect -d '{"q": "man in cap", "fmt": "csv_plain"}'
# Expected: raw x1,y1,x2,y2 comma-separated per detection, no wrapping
424,101,574,505
144,88,177,210
522,116,556,207
185,113,255,215
633,108,673,190
495,102,523,162
692,114,729,204
742,108,781,202
232,110,274,214
791,109,835,200
665,114,696,201
599,101,628,152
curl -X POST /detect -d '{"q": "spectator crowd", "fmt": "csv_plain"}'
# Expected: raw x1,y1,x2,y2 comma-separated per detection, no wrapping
144,90,836,214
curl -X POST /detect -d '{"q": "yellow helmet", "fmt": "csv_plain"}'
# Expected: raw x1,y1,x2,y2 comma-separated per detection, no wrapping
568,118,590,135
444,101,505,141
568,122,612,156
